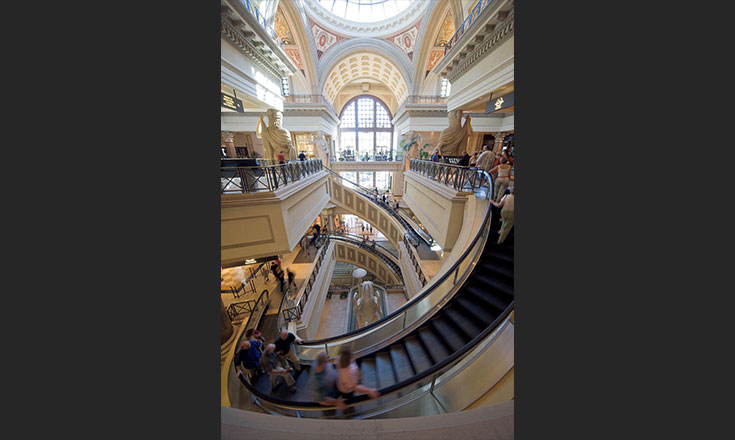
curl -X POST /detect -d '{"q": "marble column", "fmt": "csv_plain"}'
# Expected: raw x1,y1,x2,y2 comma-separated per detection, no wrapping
223,131,237,158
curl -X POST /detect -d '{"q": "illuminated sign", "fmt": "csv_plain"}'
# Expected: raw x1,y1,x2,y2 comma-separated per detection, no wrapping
221,92,244,112
486,91,514,114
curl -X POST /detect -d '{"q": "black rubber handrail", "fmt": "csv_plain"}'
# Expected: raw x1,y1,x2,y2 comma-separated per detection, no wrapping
300,165,494,345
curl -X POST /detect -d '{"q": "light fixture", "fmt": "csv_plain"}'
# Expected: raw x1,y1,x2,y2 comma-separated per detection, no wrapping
244,258,256,264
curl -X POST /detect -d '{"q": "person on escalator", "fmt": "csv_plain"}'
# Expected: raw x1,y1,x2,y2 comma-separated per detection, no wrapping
336,346,380,414
275,329,304,372
310,352,345,410
488,157,512,202
235,340,262,383
489,186,514,244
261,344,297,393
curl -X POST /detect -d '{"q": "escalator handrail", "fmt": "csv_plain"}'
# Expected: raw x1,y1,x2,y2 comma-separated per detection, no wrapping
328,235,403,282
301,165,495,345
329,233,400,266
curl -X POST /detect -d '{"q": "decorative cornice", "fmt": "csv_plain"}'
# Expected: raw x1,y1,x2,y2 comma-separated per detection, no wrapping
301,0,429,38
445,9,514,83
221,17,289,80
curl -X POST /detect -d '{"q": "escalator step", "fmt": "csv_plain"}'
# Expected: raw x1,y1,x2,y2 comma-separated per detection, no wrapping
482,248,514,265
403,335,434,372
358,357,379,389
430,315,469,353
417,326,450,365
465,284,511,313
444,304,484,338
455,295,498,325
389,344,416,383
472,273,514,297
375,352,396,388
476,260,514,283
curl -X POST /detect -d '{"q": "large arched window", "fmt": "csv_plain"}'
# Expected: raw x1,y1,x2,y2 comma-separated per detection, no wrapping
338,95,393,161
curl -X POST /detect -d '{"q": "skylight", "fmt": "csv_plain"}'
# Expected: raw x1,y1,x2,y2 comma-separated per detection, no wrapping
317,0,414,23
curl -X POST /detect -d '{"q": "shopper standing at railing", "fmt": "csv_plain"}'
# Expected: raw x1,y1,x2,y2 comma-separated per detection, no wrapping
489,157,513,202
298,151,306,161
476,145,495,172
277,151,286,165
457,150,471,167
490,186,514,244
469,151,479,167
274,329,304,372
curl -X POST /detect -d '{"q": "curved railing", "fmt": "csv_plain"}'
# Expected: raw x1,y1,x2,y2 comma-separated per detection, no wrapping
444,0,495,54
288,165,494,352
322,165,433,247
334,231,399,259
221,159,323,193
409,159,489,193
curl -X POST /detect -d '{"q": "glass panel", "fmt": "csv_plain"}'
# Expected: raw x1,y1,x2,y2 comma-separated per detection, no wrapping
375,132,391,158
375,103,391,128
358,171,374,189
340,171,356,189
341,102,356,128
358,131,374,160
375,171,391,191
357,98,374,128
339,131,356,161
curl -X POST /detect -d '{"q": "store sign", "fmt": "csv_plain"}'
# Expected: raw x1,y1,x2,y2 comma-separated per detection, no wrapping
221,92,244,112
486,91,514,113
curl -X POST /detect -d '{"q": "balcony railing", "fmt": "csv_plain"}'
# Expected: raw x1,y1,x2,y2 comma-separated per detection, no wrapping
240,0,285,50
405,95,448,105
283,94,338,115
409,159,492,195
445,0,494,53
220,159,323,194
403,234,427,287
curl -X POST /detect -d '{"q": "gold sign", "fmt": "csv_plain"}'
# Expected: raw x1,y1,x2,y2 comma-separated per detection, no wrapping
494,97,504,110
221,92,244,112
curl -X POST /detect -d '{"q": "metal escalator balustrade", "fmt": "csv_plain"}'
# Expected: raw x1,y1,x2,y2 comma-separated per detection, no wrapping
231,163,513,417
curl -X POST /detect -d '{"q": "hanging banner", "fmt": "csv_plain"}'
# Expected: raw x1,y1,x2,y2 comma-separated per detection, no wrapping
221,92,244,112
486,91,514,114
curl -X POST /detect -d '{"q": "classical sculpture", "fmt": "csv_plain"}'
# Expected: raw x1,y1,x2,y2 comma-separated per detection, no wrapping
256,109,298,161
435,110,473,157
353,281,381,329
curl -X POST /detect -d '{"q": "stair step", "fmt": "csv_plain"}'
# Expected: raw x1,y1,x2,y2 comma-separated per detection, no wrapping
430,315,469,353
472,273,514,297
482,248,514,264
358,357,379,389
389,344,416,383
403,335,434,372
476,260,514,284
375,352,397,388
416,326,450,364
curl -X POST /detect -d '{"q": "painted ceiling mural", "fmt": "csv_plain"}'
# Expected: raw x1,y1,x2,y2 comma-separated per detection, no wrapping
274,7,305,75
386,24,420,61
426,11,455,77
310,19,345,60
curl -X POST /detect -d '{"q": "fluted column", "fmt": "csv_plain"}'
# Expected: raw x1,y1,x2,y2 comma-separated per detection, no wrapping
223,131,237,158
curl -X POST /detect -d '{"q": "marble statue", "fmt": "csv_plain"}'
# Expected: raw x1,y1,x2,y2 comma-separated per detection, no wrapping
256,109,298,161
353,281,381,329
435,109,473,157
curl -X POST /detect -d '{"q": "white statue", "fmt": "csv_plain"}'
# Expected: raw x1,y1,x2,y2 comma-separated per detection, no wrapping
353,281,381,329
256,109,298,161
436,109,473,157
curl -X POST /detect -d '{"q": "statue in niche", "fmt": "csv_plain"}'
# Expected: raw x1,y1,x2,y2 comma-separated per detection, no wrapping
256,109,298,161
353,281,381,329
435,109,473,157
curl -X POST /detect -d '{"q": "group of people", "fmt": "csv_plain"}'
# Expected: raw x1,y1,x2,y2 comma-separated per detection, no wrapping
236,330,380,413
269,257,297,294
372,187,400,211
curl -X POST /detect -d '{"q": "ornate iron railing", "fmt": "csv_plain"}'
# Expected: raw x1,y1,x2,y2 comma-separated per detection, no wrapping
445,0,494,53
220,262,266,297
227,287,270,326
220,159,323,193
278,235,331,327
405,95,447,105
409,159,490,193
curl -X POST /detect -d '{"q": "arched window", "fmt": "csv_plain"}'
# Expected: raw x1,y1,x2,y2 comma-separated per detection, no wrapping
337,95,393,162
